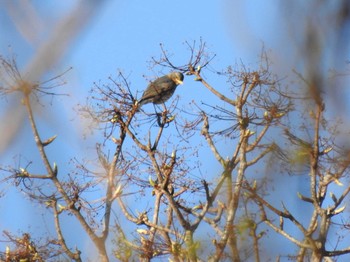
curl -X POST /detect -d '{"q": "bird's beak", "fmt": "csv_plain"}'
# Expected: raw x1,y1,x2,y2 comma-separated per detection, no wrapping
175,79,183,85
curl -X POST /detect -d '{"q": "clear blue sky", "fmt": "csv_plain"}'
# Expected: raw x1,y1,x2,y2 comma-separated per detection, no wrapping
2,1,347,260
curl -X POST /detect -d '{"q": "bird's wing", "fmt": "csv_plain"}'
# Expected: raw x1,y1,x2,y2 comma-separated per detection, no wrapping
151,76,174,92
138,76,177,106
143,77,174,97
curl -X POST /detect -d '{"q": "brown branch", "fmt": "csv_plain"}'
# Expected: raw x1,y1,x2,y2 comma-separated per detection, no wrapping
117,197,142,224
310,103,322,211
149,191,162,245
201,113,225,165
142,219,185,242
246,124,270,152
245,181,308,236
324,248,350,257
52,200,82,261
100,107,138,242
162,189,191,230
197,74,236,106
264,219,312,249
246,144,273,167
329,185,350,215
24,92,110,261
23,95,55,178
240,77,259,105
187,61,236,106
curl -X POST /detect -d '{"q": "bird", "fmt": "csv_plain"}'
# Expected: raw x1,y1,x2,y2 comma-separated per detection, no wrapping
137,72,184,108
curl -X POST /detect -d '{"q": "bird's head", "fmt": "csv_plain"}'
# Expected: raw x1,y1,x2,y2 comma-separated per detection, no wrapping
169,72,184,85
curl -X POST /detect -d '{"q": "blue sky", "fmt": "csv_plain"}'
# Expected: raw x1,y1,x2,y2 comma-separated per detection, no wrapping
2,1,349,260
0,1,287,97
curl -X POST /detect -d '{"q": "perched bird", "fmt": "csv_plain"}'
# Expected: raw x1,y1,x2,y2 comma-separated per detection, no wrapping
138,72,184,107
